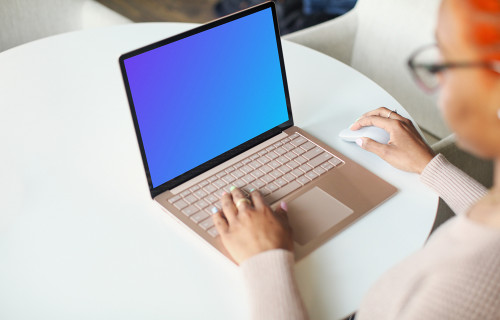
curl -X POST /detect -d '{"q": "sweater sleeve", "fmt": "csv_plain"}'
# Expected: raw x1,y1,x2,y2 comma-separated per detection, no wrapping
240,249,309,320
419,154,487,215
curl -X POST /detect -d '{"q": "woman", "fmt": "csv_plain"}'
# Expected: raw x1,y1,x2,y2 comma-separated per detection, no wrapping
212,0,500,319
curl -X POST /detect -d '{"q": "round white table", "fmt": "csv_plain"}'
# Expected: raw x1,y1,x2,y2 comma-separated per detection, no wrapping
0,23,437,320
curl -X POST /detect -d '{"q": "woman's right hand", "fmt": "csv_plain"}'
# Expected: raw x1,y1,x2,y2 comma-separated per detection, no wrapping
350,107,436,174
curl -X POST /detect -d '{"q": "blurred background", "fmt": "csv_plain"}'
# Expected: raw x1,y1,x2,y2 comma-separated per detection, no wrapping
95,0,357,34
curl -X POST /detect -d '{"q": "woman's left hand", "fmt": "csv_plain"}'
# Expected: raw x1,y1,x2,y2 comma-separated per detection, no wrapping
212,187,294,265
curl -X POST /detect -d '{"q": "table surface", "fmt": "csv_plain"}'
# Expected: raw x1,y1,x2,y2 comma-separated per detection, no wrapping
0,23,438,320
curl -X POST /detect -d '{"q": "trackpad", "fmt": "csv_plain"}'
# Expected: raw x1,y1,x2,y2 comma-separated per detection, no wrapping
287,187,353,245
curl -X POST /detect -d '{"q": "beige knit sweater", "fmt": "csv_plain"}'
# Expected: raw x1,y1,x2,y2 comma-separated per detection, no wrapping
241,154,500,320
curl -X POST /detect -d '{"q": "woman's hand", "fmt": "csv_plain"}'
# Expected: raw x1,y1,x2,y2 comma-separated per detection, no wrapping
350,107,435,174
212,187,293,265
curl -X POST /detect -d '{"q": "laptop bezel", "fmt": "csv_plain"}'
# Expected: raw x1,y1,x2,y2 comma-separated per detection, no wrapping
119,1,294,198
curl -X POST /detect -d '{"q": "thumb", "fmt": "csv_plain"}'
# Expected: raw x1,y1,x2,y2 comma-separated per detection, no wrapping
274,201,289,217
356,137,388,158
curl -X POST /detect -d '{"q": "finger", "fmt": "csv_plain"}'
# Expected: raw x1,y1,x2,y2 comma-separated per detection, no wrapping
212,212,229,235
220,191,238,223
230,186,252,212
359,107,407,122
274,201,289,217
357,137,391,159
350,115,395,132
249,189,266,211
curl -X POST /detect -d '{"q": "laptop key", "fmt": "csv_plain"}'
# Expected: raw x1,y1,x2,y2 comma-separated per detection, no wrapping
249,160,262,169
242,175,255,184
199,217,215,230
277,156,289,164
260,164,273,174
182,205,199,217
291,136,306,146
169,195,181,203
287,160,300,169
275,178,287,187
199,180,209,188
194,189,207,198
299,164,312,173
260,187,272,196
269,160,280,169
266,152,278,160
251,169,264,178
291,168,304,177
234,179,246,188
261,175,273,184
180,190,191,197
283,143,294,151
195,199,209,209
283,173,296,182
205,194,218,204
288,133,299,140
241,165,253,174
222,175,236,184
305,171,318,180
303,147,324,160
309,152,329,167
301,141,315,151
232,170,244,178
275,147,286,155
278,165,291,174
313,167,327,176
285,151,298,160
204,184,217,193
191,211,209,223
330,157,343,166
321,162,334,171
269,170,282,179
295,155,307,164
207,227,219,238
253,179,266,189
173,199,188,210
264,181,301,204
184,195,198,204
216,171,226,178
213,180,226,189
297,175,310,185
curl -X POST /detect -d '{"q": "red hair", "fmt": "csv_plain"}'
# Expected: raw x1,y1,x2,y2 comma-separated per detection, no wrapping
465,0,500,59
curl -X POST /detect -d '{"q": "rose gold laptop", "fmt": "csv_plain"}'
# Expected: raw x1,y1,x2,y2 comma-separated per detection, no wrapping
119,2,397,262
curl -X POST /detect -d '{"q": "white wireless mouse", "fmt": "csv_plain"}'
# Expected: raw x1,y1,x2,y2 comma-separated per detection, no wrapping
339,126,391,144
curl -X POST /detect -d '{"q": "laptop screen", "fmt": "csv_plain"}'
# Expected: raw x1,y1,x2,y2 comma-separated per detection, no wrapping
120,4,292,195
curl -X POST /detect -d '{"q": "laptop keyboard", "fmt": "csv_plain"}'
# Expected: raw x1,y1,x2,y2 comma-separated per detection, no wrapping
167,133,344,238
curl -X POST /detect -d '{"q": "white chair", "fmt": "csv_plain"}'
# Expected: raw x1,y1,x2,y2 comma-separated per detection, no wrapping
0,0,132,52
284,0,493,230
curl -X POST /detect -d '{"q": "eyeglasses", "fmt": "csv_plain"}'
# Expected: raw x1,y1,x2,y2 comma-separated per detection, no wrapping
407,44,500,93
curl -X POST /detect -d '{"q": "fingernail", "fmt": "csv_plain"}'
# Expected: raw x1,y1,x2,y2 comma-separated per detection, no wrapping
230,185,236,192
249,188,255,192
280,201,288,211
356,117,361,121
222,191,227,196
355,138,363,147
211,206,219,214
349,123,356,130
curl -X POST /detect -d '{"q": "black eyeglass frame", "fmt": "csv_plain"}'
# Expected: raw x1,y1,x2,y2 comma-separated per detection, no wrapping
407,44,500,92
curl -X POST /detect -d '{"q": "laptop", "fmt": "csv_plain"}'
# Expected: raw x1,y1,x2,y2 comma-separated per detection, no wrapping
119,1,397,262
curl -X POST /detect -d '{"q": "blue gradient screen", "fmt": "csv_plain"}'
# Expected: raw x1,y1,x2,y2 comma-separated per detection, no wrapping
124,8,289,188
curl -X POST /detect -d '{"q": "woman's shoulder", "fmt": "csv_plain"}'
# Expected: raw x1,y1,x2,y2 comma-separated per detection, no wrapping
466,192,500,229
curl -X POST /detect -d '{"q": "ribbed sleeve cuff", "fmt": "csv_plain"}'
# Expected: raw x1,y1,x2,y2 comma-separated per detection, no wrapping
420,154,487,215
241,249,308,320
